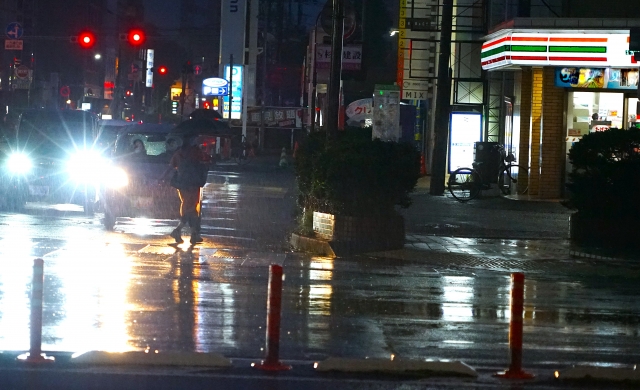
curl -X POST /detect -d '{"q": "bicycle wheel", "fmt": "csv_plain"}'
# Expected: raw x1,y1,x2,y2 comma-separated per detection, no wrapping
499,164,529,195
448,167,482,201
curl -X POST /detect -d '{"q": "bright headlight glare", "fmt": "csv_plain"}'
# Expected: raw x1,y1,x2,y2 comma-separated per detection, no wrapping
104,167,128,188
7,153,32,174
68,150,107,182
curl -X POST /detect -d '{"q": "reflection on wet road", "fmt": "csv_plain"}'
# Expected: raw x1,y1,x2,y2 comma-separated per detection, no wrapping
0,167,638,373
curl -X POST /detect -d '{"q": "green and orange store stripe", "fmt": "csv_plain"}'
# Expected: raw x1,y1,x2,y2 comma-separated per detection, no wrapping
481,36,610,67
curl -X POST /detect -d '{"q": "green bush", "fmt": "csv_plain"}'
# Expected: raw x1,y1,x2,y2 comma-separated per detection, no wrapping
564,128,640,221
295,129,421,219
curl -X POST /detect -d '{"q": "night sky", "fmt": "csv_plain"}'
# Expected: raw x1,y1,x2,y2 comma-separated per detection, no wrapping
143,0,326,31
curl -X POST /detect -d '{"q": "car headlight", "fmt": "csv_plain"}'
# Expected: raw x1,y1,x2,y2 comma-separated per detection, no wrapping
7,153,32,175
104,166,128,188
67,150,107,182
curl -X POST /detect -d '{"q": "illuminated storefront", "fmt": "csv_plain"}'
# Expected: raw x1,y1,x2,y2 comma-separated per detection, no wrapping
481,27,640,198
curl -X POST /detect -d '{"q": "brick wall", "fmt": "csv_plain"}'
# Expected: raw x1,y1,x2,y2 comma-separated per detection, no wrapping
518,68,532,194
539,67,566,199
529,68,543,196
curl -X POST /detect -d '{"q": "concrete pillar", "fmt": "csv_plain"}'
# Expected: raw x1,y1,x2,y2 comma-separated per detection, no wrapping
529,68,543,196
518,68,532,194
539,67,565,199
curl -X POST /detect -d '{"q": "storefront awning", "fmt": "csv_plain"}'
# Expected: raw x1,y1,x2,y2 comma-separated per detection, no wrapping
481,29,636,71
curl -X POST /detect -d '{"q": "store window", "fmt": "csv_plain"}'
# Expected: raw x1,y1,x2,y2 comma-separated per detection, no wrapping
628,98,639,129
568,92,624,136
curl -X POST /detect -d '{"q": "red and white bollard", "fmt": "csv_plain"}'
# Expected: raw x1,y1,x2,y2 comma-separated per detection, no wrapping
495,272,533,379
17,259,54,364
256,264,291,371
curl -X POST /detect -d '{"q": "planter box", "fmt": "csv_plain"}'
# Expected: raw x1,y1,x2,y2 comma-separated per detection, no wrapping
570,212,640,248
311,211,405,255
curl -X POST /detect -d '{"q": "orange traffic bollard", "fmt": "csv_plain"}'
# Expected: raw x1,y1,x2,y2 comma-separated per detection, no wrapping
256,264,291,371
17,259,54,364
293,141,299,159
495,272,533,379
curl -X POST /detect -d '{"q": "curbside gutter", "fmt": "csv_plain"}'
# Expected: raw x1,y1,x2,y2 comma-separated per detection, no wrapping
555,366,640,382
314,357,478,377
70,351,232,368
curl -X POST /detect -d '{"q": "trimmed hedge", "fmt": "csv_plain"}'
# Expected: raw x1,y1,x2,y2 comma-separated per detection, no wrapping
295,129,421,218
564,128,640,221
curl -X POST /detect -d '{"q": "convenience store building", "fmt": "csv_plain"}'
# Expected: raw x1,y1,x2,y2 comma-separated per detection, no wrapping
481,19,640,199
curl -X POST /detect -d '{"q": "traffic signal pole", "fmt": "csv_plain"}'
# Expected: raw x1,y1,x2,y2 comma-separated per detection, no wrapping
429,0,454,196
228,54,234,121
326,0,344,141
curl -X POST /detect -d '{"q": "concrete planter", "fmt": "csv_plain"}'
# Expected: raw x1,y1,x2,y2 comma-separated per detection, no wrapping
570,212,640,248
291,211,405,256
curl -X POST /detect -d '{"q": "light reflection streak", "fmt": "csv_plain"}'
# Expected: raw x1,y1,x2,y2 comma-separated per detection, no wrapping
42,229,134,352
0,215,40,349
441,276,474,322
309,257,334,316
306,257,334,349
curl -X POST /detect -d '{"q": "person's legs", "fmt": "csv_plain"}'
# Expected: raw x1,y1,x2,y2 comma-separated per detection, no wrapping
180,187,202,244
171,189,189,243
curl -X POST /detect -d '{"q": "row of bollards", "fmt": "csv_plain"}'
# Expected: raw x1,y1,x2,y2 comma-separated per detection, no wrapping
15,259,531,379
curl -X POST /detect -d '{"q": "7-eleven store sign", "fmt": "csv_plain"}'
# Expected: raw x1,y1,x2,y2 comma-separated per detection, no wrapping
481,30,637,71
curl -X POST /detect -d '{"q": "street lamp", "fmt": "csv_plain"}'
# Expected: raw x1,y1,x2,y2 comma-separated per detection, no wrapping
94,53,102,60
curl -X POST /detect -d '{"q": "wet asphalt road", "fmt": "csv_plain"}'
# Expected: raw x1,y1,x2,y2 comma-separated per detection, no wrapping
0,160,639,389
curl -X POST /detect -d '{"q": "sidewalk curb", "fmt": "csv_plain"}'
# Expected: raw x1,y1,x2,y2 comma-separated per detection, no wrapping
290,233,336,257
556,366,640,382
314,357,478,377
70,351,232,367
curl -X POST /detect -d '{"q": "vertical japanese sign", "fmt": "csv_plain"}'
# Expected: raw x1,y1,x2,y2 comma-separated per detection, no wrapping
398,0,434,100
223,65,243,119
372,85,401,141
145,49,154,88
220,0,247,75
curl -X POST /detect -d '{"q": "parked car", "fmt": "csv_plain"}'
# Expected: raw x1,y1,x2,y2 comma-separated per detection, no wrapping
0,109,100,213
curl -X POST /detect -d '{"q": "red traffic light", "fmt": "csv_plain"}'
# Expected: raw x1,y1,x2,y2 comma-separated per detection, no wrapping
127,29,145,46
78,31,95,48
157,65,168,75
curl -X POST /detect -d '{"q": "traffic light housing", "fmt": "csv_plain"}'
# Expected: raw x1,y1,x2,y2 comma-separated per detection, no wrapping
127,29,145,46
74,31,96,48
182,61,193,74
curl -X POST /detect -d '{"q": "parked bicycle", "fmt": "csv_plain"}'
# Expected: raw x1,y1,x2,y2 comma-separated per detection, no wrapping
448,144,529,202
230,134,255,165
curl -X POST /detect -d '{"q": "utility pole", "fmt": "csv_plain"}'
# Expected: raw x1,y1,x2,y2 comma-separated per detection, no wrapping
326,0,344,141
429,0,454,196
228,54,234,120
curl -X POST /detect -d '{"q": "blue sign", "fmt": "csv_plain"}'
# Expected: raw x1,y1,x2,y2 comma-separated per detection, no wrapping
203,86,228,96
202,77,229,96
223,65,243,119
6,22,23,39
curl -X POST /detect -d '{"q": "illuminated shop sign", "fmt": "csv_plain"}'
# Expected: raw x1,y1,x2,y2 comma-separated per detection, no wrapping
482,30,636,71
449,112,482,172
555,67,639,89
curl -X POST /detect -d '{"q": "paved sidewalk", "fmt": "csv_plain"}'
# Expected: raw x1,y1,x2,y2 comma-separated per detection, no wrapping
387,175,638,262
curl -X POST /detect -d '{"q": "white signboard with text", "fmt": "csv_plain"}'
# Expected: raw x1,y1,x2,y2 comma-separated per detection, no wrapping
449,112,482,172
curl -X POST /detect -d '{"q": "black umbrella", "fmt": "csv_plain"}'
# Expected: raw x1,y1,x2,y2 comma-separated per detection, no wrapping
170,118,233,137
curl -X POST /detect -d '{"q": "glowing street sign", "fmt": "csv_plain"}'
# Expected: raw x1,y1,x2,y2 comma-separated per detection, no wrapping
223,65,242,119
